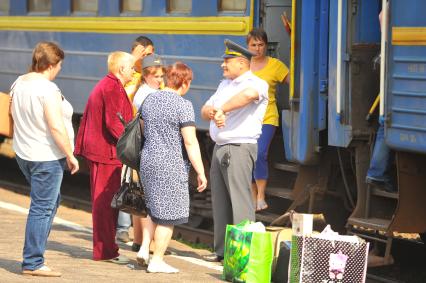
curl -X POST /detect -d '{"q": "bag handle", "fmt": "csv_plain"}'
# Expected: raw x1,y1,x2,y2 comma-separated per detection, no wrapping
122,165,130,183
123,164,143,189
134,170,144,191
9,78,18,115
274,228,288,256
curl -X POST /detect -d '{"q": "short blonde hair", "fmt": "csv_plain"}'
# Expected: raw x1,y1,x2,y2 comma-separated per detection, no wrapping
107,51,134,74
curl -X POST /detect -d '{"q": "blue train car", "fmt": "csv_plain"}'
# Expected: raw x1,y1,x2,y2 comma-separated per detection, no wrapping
0,0,261,130
386,0,426,154
280,0,425,264
381,0,426,242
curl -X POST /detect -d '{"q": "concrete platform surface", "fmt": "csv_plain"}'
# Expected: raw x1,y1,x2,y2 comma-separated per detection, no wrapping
0,187,222,283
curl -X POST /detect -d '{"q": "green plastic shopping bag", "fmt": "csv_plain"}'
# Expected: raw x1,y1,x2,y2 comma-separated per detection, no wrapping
223,220,273,283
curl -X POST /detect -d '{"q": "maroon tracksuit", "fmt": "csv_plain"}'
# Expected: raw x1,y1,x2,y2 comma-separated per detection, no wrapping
75,73,132,260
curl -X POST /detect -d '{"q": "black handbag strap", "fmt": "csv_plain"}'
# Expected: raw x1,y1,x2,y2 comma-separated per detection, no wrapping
117,92,155,127
117,112,126,126
136,92,154,116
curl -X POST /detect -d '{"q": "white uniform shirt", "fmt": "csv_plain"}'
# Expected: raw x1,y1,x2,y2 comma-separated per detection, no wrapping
11,76,74,161
206,71,269,145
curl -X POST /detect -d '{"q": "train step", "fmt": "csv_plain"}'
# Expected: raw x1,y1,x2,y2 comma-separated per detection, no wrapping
255,211,282,225
265,186,293,200
367,254,394,268
347,216,395,267
347,217,391,232
191,200,212,209
370,187,398,199
273,162,299,173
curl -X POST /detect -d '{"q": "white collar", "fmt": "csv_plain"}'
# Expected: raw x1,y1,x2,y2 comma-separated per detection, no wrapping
232,70,252,84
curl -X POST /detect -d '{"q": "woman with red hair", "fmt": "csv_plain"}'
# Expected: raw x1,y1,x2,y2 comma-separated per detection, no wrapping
137,62,207,273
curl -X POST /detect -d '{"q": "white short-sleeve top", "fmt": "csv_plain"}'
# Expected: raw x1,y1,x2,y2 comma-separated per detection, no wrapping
11,75,74,161
133,83,158,111
205,71,269,145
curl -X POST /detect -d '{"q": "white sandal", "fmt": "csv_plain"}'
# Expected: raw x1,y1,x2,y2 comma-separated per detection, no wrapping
147,260,179,273
136,252,150,266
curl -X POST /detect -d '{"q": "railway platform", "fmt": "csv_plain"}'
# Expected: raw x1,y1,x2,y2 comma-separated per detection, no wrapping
0,186,222,283
1,174,420,283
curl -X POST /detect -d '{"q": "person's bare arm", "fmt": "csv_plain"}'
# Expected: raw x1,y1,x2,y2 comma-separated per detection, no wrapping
220,87,259,113
212,87,259,128
44,94,79,174
201,105,217,121
284,73,290,84
181,126,207,192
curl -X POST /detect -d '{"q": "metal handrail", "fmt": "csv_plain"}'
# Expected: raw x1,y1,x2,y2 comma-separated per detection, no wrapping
380,0,388,117
336,0,343,121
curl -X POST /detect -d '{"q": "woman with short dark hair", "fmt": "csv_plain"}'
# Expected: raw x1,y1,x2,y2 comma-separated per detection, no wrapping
11,41,79,277
137,62,207,273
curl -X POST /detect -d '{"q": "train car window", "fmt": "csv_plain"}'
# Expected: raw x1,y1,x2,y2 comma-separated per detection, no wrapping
28,0,51,13
167,0,191,13
121,0,143,13
0,0,9,14
72,0,98,13
219,0,246,12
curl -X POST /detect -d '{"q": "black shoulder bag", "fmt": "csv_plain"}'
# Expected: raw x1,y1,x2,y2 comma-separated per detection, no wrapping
116,94,151,170
111,165,147,217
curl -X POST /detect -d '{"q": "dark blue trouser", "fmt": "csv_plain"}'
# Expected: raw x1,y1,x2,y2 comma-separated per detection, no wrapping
366,123,394,187
16,155,65,271
253,124,277,180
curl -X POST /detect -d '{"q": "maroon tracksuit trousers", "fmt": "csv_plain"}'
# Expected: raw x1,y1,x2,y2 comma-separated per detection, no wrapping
87,160,122,260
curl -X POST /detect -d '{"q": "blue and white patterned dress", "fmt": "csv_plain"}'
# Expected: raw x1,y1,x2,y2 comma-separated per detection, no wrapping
140,90,195,225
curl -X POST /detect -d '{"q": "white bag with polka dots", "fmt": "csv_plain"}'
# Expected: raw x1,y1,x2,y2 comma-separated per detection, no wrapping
289,234,369,283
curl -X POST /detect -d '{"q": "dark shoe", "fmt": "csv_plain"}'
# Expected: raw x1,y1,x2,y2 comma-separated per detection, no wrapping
202,254,223,262
116,231,131,243
366,178,385,188
22,266,62,277
101,255,130,265
366,178,397,193
132,243,141,252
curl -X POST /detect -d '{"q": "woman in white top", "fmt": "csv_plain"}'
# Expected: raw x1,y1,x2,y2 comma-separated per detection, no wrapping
130,53,165,252
11,41,79,277
133,53,165,111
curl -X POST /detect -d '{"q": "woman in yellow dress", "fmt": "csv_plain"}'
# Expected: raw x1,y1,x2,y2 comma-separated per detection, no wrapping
247,28,290,211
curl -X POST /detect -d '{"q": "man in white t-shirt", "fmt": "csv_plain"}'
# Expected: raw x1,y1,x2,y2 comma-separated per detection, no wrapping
201,39,268,262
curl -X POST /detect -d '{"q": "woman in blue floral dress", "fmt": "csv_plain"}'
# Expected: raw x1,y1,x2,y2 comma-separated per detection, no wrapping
137,62,207,273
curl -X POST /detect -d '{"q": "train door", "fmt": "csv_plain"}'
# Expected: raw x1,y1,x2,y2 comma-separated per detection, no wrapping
262,0,291,111
281,0,328,165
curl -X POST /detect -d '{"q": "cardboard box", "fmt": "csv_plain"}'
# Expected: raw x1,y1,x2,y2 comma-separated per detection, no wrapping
292,213,313,236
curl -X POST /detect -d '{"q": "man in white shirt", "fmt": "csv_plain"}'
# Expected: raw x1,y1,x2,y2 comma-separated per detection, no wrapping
201,39,268,261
